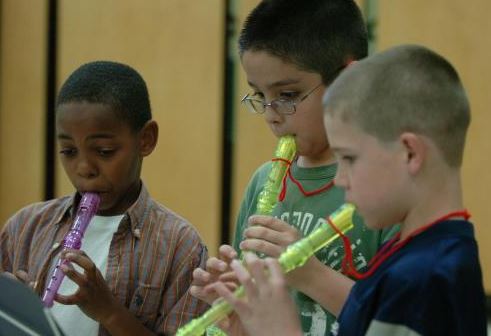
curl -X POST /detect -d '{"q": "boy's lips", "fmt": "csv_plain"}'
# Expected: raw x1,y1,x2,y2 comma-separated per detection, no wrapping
275,132,296,138
78,190,108,197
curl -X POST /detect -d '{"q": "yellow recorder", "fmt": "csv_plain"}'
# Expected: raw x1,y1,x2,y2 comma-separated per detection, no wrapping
176,203,355,336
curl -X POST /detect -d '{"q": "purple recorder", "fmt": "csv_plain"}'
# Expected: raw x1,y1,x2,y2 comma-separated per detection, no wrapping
41,192,100,307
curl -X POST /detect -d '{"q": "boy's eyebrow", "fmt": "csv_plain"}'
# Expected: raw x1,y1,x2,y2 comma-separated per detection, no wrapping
247,78,302,89
57,133,116,140
329,145,351,153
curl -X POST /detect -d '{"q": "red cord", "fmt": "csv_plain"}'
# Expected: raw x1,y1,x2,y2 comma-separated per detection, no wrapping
326,209,471,280
279,164,335,201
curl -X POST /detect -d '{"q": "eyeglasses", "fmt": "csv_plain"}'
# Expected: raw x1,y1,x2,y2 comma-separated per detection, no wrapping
241,83,324,115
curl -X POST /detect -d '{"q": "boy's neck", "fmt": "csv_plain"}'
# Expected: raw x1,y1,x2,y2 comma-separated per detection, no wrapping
400,172,464,240
296,153,336,168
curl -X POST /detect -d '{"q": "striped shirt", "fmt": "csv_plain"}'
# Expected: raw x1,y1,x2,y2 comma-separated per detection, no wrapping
0,183,209,335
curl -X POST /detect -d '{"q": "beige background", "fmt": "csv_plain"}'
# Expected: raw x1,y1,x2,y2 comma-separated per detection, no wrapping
1,0,490,292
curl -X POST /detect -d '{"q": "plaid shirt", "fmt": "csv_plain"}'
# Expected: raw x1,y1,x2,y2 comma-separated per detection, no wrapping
0,183,209,335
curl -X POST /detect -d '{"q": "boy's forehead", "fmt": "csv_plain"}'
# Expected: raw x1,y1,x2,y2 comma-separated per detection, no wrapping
56,102,129,134
241,50,318,87
324,113,362,147
57,102,118,121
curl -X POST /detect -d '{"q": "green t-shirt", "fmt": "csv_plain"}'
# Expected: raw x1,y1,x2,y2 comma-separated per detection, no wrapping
233,161,398,336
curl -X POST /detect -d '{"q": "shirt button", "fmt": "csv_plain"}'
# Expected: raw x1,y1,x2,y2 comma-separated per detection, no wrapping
135,294,143,306
133,228,141,238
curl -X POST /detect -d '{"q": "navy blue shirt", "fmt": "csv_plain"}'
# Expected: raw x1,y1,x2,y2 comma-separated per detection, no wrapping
335,220,487,336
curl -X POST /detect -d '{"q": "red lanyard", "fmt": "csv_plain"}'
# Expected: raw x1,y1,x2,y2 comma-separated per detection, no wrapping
326,209,471,280
277,159,335,201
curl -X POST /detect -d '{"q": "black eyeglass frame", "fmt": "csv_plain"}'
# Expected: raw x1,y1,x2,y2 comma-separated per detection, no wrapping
241,83,324,115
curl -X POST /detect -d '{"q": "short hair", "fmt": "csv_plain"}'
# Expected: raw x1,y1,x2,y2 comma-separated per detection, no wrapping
238,0,368,84
56,61,152,131
324,44,470,167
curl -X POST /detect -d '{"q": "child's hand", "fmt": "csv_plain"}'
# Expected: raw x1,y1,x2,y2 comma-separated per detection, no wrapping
55,250,119,324
2,269,35,289
240,215,300,258
190,244,238,305
240,215,322,292
212,253,302,336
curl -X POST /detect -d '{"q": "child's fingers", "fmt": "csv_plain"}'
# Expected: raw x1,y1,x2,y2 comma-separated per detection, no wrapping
189,285,215,303
232,255,260,299
247,215,293,232
218,270,238,283
189,285,201,297
244,225,298,247
212,282,238,311
3,270,31,287
2,271,18,281
206,257,228,274
63,250,98,278
205,280,238,293
224,281,239,292
218,244,238,261
60,263,88,288
55,292,78,305
212,281,250,317
13,270,36,289
265,258,287,291
239,238,283,258
192,267,211,286
190,268,215,303
247,257,270,296
14,270,28,283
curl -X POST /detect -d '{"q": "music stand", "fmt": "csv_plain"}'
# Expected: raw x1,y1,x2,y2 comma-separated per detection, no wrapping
0,274,65,336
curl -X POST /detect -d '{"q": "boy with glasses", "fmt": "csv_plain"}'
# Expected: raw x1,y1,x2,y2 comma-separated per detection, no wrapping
191,0,397,334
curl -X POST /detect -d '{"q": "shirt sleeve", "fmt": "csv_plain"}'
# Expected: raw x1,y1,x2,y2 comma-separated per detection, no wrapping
156,227,210,335
0,213,19,273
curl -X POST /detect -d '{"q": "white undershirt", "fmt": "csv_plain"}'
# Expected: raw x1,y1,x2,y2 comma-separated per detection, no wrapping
51,215,123,336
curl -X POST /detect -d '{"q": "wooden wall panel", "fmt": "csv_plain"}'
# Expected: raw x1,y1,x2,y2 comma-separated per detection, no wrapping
56,1,224,252
0,0,47,224
377,0,491,292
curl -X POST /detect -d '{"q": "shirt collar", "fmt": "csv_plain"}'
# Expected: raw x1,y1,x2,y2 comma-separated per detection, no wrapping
52,181,152,239
51,193,79,226
125,182,152,238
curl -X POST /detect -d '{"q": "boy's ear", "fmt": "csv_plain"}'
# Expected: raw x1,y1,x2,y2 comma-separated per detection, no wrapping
400,132,426,175
138,120,159,157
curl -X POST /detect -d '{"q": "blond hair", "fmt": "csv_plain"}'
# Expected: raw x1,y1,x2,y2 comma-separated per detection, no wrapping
324,45,470,167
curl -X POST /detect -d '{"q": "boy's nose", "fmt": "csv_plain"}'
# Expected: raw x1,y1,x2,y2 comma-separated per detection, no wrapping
76,159,98,179
263,104,283,124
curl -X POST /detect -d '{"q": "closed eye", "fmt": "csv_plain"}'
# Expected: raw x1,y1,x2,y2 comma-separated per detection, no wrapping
59,148,77,157
97,148,116,157
279,91,299,100
251,91,264,100
341,155,356,163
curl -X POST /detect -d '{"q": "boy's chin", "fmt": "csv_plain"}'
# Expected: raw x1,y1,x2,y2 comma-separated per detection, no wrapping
364,217,391,231
95,199,117,215
356,211,384,230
